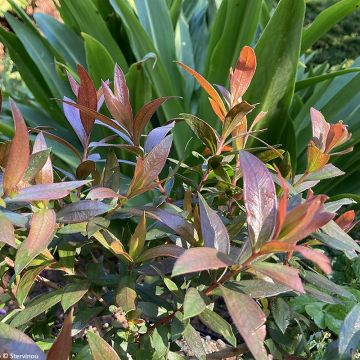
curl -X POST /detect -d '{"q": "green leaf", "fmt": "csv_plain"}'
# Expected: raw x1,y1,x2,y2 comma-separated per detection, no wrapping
339,303,360,357
83,33,115,88
271,298,291,334
0,323,46,359
245,0,305,144
301,0,360,53
179,113,219,154
16,263,49,307
22,149,51,183
183,288,206,320
61,281,90,312
183,324,206,360
34,13,86,70
58,0,127,71
87,331,121,360
198,308,236,347
295,68,360,91
10,289,63,327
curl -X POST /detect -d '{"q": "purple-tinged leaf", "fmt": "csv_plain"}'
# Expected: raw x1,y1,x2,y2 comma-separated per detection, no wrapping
6,181,89,202
88,142,142,156
0,323,46,360
126,206,196,246
15,209,56,274
251,262,305,293
57,200,110,224
172,247,233,277
77,65,97,135
221,285,268,360
3,101,30,195
63,97,87,147
198,193,230,254
310,107,329,152
239,151,277,249
67,71,79,96
127,135,173,198
133,97,171,145
144,121,175,153
86,187,125,200
305,163,345,181
114,64,132,122
0,212,16,248
136,244,186,263
295,246,331,274
32,132,53,185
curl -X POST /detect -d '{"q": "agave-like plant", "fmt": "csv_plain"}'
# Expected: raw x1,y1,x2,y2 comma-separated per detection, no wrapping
1,0,360,195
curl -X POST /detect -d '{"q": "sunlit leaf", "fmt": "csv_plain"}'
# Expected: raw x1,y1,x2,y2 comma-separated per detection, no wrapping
0,212,16,248
129,211,146,258
87,331,121,360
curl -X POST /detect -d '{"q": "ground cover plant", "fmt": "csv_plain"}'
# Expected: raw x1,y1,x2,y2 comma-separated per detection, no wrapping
0,45,360,359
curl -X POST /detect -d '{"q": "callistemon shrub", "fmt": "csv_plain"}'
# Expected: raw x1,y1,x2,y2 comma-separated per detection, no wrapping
0,47,358,360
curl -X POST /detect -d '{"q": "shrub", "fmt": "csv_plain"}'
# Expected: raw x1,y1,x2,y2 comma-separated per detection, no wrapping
0,46,359,359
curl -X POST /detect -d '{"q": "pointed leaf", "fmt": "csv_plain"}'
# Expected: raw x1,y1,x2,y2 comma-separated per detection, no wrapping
3,101,30,194
198,193,230,254
295,246,332,275
339,303,360,357
129,211,147,258
172,247,233,277
77,64,97,135
57,200,110,224
221,285,268,360
47,310,73,360
136,244,186,263
32,132,53,185
183,288,207,320
230,46,257,102
252,262,304,293
15,209,57,274
87,331,121,360
6,181,89,202
240,151,277,248
145,121,175,153
61,282,90,312
86,187,124,200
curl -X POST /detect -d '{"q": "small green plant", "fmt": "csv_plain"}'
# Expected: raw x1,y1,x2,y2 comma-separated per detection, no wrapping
0,48,359,359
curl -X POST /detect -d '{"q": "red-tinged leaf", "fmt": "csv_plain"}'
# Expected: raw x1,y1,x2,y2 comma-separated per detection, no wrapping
6,181,89,202
136,244,186,263
307,141,330,172
60,100,129,138
127,135,172,197
177,61,226,116
86,187,125,200
32,132,53,185
129,211,146,258
232,115,247,150
67,71,79,96
310,107,329,152
222,101,255,139
3,101,30,195
0,212,16,248
77,65,97,135
0,323,46,360
230,46,257,104
295,246,332,274
172,247,233,277
47,310,73,360
63,97,87,148
198,193,230,254
0,140,11,167
209,97,225,121
273,166,289,239
144,121,175,153
30,128,82,160
325,122,351,152
277,195,334,244
260,241,294,254
102,80,132,131
239,151,277,249
15,209,56,274
252,262,305,293
114,64,132,124
57,200,110,224
336,210,356,232
221,285,268,360
126,206,196,246
248,111,267,134
133,97,171,145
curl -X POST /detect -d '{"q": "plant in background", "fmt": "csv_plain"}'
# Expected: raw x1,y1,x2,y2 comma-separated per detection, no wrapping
0,47,359,359
2,0,360,195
